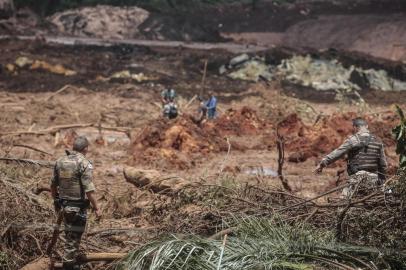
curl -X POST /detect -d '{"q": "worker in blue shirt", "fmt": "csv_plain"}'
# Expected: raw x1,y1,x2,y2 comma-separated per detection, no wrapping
205,91,217,119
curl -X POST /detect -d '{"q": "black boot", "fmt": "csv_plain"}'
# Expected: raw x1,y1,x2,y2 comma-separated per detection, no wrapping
62,262,80,270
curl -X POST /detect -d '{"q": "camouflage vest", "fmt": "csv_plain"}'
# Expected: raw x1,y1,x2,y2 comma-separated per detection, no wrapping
55,151,88,201
347,134,383,175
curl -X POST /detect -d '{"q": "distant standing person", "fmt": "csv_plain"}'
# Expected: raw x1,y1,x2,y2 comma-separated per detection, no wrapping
314,118,387,197
161,88,176,104
50,136,101,270
205,91,217,119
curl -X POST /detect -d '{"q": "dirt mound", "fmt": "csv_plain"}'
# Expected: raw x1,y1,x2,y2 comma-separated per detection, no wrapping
131,116,229,169
278,112,399,163
130,108,265,169
215,106,267,136
284,14,406,62
48,5,149,39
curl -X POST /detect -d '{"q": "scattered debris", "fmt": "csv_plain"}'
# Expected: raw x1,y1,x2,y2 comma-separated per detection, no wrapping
7,57,77,76
109,70,153,83
15,56,33,68
277,55,406,92
30,60,77,76
221,54,273,82
222,54,406,97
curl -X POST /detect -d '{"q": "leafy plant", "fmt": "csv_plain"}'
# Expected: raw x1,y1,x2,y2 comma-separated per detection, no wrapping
392,105,406,168
117,216,406,270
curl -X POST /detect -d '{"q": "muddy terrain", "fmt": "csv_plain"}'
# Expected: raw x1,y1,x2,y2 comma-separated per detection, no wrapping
1,1,406,269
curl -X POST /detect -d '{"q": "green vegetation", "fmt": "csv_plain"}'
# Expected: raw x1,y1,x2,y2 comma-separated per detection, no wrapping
393,105,406,168
117,216,406,270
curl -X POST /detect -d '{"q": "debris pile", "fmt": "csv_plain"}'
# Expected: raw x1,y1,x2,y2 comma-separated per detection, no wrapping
221,54,406,100
48,5,149,39
126,169,406,263
277,55,406,92
220,54,273,82
0,168,52,270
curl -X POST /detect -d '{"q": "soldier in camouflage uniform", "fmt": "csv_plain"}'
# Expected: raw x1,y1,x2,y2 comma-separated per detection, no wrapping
50,136,101,270
315,118,387,198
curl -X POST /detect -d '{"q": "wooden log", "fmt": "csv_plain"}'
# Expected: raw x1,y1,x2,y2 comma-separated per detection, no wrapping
21,253,127,270
79,253,126,262
123,167,189,194
1,123,131,137
13,144,53,156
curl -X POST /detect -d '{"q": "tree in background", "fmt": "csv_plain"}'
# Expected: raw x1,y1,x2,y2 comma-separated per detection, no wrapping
393,105,406,169
0,0,14,19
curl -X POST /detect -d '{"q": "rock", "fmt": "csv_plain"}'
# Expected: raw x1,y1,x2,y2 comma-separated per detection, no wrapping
219,65,227,75
229,53,250,67
15,57,33,68
228,59,272,82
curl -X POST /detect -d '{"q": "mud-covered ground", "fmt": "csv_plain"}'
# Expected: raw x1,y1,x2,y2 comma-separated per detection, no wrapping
1,38,405,194
1,39,405,269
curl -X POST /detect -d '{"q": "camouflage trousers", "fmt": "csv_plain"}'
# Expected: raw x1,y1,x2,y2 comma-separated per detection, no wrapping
342,170,380,199
62,206,87,270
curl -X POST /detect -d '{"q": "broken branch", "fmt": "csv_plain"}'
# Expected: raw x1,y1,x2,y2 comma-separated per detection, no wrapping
13,144,53,156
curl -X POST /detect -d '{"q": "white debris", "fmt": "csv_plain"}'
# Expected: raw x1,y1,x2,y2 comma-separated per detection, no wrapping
277,55,406,91
222,54,273,82
229,53,250,67
277,55,359,91
228,59,273,82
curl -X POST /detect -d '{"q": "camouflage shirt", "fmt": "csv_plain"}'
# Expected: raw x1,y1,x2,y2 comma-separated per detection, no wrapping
321,128,387,177
51,150,95,200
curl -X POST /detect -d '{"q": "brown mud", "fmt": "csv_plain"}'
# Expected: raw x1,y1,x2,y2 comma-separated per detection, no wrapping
0,33,405,269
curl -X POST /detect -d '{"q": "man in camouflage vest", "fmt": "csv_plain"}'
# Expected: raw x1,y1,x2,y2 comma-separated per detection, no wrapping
315,118,387,198
50,136,101,270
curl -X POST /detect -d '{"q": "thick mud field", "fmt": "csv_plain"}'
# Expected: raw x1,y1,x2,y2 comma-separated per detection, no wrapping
1,4,406,266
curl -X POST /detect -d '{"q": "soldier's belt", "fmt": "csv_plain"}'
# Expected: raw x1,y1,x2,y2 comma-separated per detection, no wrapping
60,199,90,209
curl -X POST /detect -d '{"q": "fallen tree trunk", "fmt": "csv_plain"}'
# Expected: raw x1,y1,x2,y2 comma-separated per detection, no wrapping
123,167,189,194
79,253,126,262
0,123,131,137
0,157,54,168
21,253,126,270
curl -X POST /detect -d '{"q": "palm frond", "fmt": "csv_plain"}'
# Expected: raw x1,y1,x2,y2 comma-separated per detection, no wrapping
117,216,405,270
